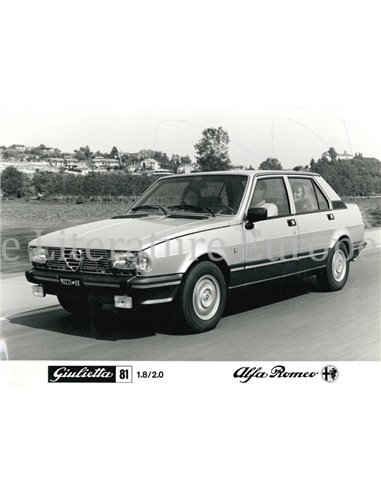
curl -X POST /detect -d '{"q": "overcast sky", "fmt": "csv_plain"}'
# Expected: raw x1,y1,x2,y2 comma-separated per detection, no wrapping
1,0,380,167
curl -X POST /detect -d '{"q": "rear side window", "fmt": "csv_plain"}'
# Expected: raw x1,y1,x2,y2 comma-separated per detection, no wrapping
289,178,319,214
312,181,330,211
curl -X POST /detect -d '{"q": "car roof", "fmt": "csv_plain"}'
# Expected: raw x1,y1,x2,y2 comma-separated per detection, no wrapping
159,170,320,179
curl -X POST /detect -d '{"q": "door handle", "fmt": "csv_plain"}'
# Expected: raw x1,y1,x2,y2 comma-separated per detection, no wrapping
327,213,335,220
287,218,297,227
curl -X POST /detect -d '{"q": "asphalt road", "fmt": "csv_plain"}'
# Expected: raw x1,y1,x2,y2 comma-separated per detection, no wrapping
1,229,380,361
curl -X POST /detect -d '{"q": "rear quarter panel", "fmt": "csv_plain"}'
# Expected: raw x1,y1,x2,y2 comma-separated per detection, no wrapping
332,203,365,246
316,176,365,247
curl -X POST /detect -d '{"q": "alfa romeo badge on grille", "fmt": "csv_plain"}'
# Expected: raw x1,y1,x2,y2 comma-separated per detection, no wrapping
64,249,84,272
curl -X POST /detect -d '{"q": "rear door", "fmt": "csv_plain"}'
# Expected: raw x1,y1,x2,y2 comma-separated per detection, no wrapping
287,176,336,272
242,176,299,285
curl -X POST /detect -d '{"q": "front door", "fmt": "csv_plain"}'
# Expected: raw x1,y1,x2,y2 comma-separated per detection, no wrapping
243,177,299,285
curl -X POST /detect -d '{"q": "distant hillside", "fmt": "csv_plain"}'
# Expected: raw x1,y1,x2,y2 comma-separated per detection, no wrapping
308,152,381,196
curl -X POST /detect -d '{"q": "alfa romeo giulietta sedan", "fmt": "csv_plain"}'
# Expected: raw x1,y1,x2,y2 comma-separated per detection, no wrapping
26,171,366,332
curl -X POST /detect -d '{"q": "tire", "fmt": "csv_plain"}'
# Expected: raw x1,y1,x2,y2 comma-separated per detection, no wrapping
57,295,100,317
177,261,227,333
317,241,350,291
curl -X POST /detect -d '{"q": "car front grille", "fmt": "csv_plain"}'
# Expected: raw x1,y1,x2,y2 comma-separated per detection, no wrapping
81,249,110,274
44,248,115,274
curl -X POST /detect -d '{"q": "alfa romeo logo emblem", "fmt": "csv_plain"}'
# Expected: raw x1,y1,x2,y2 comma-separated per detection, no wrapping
321,365,339,383
64,249,83,272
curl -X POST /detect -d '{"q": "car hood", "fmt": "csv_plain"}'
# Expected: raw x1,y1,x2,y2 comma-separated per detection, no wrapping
28,215,232,250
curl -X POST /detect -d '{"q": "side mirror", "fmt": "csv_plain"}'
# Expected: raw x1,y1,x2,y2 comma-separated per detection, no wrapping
245,207,267,229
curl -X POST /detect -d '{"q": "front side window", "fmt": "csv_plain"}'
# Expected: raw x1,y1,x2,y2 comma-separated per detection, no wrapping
128,175,248,216
289,178,319,214
249,177,290,218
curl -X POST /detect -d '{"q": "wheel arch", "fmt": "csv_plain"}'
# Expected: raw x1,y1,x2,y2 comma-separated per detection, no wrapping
182,253,231,287
329,233,353,258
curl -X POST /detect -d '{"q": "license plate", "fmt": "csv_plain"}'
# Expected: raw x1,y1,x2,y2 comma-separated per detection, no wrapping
59,278,82,287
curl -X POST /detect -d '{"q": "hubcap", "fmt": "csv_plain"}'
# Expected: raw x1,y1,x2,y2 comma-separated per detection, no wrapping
192,274,221,321
332,249,347,282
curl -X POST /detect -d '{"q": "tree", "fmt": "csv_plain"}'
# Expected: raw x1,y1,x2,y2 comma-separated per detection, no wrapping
0,166,26,197
1,150,15,160
168,154,181,174
194,127,231,171
328,147,338,160
258,158,282,170
180,155,192,166
138,149,153,160
310,153,381,196
28,147,43,158
293,165,310,171
74,146,93,161
152,151,169,165
110,146,119,159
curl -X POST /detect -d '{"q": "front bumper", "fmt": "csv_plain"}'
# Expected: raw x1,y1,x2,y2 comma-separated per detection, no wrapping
25,268,182,306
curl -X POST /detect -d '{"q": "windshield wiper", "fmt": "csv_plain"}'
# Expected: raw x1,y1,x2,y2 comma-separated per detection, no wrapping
168,204,215,216
131,204,168,215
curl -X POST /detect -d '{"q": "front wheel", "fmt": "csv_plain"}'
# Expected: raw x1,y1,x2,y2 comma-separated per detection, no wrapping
317,242,350,291
177,261,227,333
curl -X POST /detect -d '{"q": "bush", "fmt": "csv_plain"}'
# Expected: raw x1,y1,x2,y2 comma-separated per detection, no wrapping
31,171,157,198
0,166,29,198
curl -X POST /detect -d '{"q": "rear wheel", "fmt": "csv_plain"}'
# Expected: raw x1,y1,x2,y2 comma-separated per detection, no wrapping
317,242,350,291
177,261,227,333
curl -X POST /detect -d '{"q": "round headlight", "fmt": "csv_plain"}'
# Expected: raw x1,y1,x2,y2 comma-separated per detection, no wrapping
137,252,151,272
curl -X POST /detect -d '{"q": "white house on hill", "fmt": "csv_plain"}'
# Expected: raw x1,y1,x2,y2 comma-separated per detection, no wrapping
321,150,353,161
140,158,161,171
92,157,119,168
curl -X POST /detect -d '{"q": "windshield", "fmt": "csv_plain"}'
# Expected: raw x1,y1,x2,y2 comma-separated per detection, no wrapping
127,175,248,217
